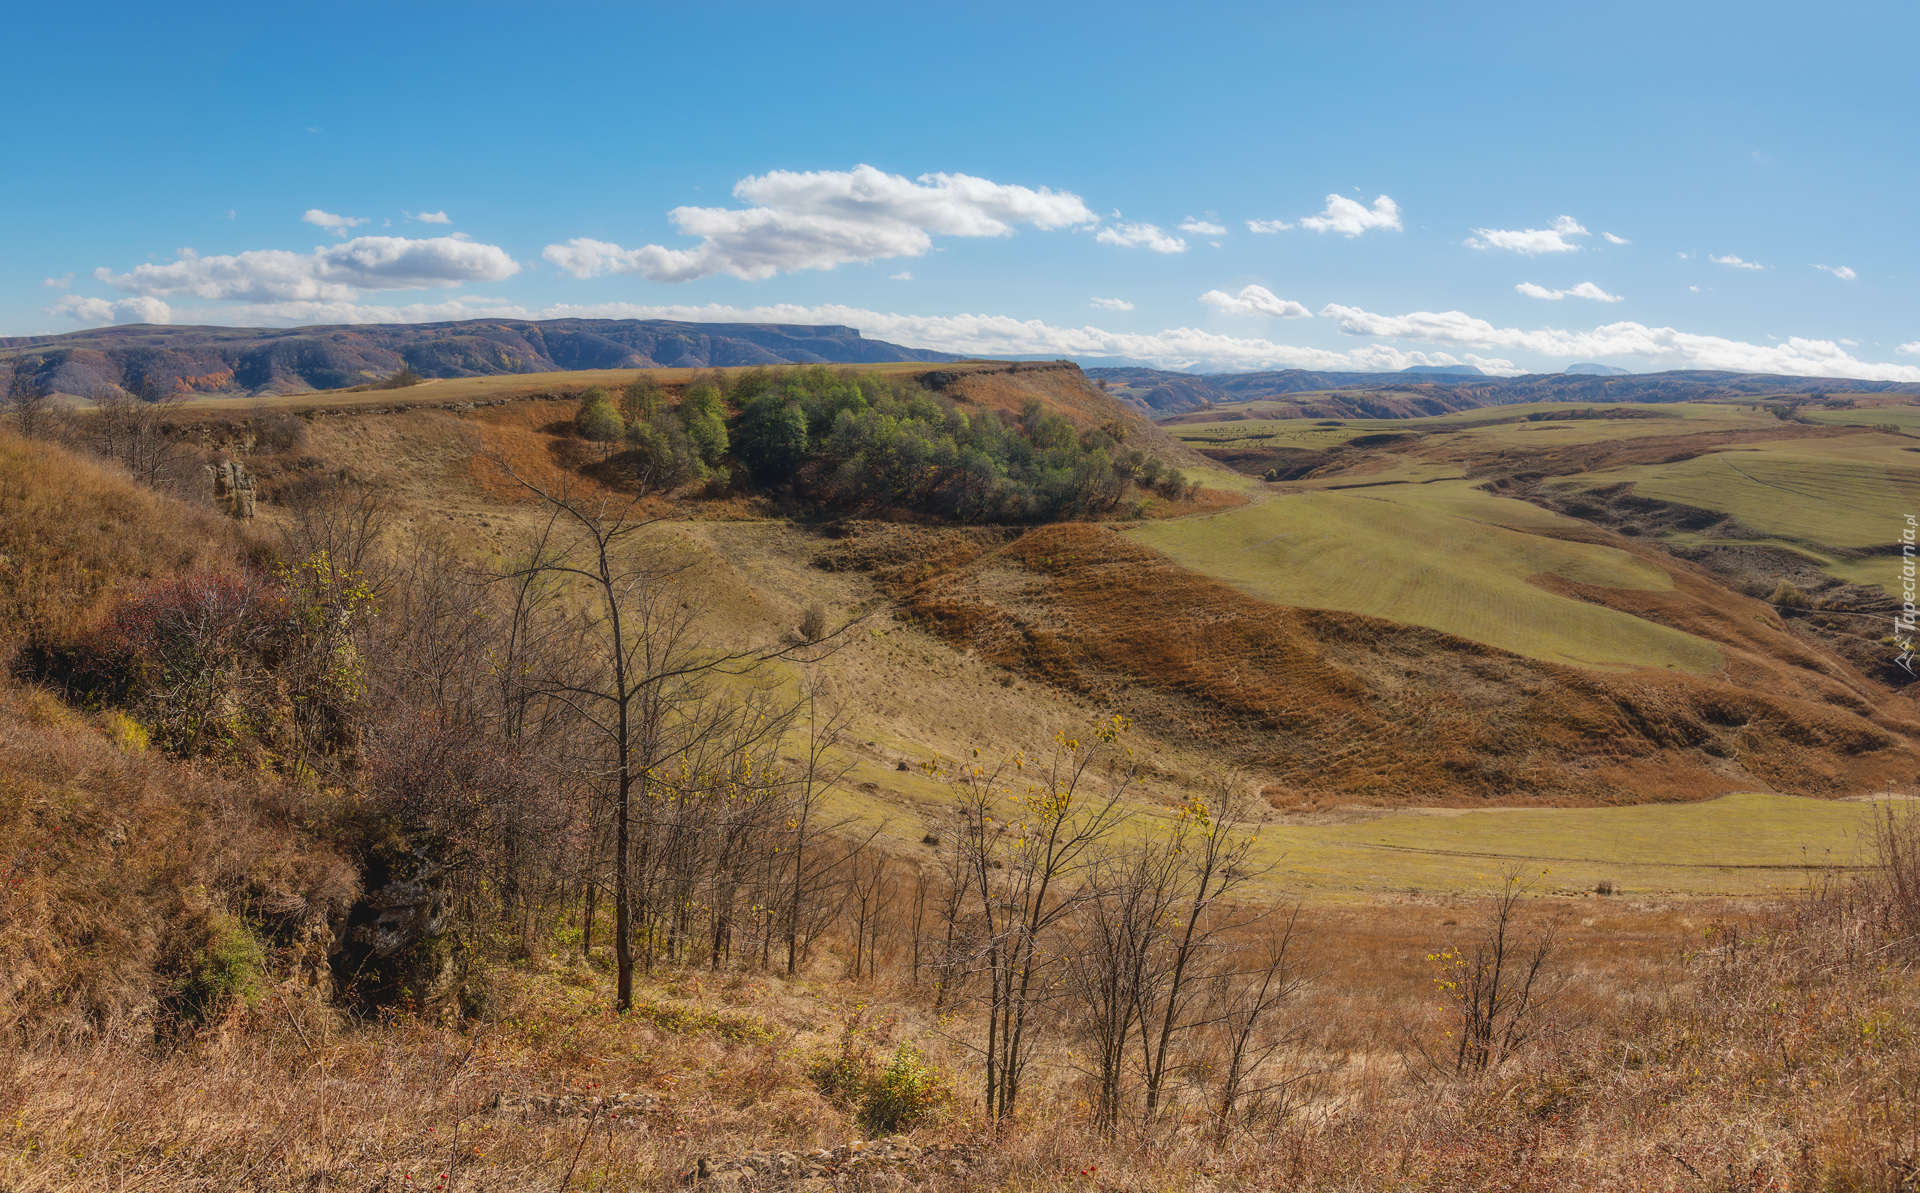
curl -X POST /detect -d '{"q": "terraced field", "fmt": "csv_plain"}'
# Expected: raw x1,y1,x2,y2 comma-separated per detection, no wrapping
1126,488,1724,671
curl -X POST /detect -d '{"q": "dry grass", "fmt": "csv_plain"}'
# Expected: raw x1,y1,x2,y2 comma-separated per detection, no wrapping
0,432,252,643
7,884,1918,1192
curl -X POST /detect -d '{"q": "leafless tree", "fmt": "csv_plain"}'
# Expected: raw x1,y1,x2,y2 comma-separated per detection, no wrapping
1425,870,1563,1074
937,721,1136,1120
492,461,838,1010
3,359,54,438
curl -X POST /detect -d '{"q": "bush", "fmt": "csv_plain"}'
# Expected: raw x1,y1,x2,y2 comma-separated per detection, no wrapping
162,911,268,1027
577,389,624,446
859,1043,948,1133
1769,582,1813,609
374,364,422,390
800,603,828,643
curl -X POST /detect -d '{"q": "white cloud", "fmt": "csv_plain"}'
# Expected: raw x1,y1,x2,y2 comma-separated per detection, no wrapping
407,210,453,224
1299,194,1401,237
1199,284,1312,319
1095,221,1187,253
1467,215,1588,254
1514,281,1623,302
93,235,521,302
1245,218,1292,233
50,295,173,325
1319,302,1920,381
542,164,1096,283
41,274,73,290
1178,218,1227,236
1899,343,1920,356
302,209,369,237
1812,263,1857,280
222,209,236,220
1601,232,1630,245
889,271,913,280
1712,254,1765,270
1090,297,1134,311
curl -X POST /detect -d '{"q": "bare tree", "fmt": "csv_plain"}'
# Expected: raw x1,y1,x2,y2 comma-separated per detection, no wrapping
939,721,1135,1120
275,476,394,589
3,359,53,438
1426,870,1562,1074
493,463,832,1010
1208,906,1315,1140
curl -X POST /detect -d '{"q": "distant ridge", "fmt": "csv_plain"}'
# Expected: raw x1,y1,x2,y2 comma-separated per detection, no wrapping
1400,363,1485,376
0,317,963,398
1565,362,1632,376
1089,364,1920,416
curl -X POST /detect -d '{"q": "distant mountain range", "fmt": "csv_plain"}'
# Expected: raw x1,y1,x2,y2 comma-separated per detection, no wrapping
0,318,962,398
1087,365,1920,415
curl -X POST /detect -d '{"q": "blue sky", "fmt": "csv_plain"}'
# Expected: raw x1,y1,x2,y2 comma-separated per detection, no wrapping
8,0,1917,377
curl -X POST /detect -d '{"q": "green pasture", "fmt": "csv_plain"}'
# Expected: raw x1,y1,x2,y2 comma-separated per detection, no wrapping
1803,405,1920,434
1252,791,1894,897
1547,438,1920,550
1163,401,1767,451
1125,488,1724,671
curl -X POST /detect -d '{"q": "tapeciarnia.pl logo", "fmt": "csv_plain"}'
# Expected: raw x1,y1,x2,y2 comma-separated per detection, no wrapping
1897,514,1917,675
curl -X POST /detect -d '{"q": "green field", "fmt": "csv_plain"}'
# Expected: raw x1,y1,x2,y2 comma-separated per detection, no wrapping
1541,436,1920,593
1164,401,1768,452
1250,791,1893,897
830,749,1896,896
1126,487,1724,671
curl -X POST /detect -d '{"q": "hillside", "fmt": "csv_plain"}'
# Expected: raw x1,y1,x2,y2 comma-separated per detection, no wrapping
1094,364,1920,415
0,317,962,398
9,361,1920,1192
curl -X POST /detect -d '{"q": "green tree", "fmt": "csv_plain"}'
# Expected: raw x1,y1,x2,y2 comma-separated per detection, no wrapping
577,388,624,451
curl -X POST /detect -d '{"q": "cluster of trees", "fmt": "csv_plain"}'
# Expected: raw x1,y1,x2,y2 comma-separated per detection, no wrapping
576,375,732,492
575,366,1195,521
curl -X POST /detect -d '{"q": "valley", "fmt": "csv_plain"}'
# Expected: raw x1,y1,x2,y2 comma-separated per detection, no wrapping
5,347,1919,1192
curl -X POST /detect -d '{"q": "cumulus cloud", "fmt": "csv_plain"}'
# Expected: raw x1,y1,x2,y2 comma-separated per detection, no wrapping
1245,218,1292,233
1178,217,1227,236
407,210,452,224
1515,281,1623,302
302,209,369,237
1899,343,1920,356
1095,221,1187,253
1468,215,1588,254
1712,254,1765,270
1200,284,1312,318
92,236,522,303
1090,297,1134,311
50,295,172,325
41,274,73,290
1318,302,1920,381
1812,264,1857,280
1601,232,1630,245
1299,194,1401,237
542,164,1096,283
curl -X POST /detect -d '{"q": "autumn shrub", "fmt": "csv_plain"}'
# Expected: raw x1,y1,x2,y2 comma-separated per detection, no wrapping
859,1042,949,1133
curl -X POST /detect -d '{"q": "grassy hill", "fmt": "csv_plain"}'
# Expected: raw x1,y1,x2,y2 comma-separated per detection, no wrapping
9,361,1920,1192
